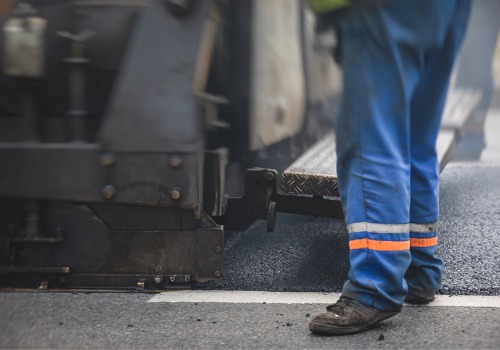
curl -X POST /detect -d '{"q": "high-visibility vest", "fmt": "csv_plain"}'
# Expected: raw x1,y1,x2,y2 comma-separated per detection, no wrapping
308,0,351,13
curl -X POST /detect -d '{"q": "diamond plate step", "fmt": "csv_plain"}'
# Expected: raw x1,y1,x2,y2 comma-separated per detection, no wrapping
281,132,338,197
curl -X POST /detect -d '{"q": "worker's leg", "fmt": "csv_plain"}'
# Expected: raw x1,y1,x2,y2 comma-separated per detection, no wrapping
335,0,466,312
406,0,471,300
335,12,414,314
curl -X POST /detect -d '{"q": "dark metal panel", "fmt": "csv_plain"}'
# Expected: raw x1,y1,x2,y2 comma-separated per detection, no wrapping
195,226,224,282
106,153,200,208
0,143,104,202
89,205,197,231
0,202,224,289
0,143,200,207
98,0,209,153
275,194,343,219
74,2,144,72
203,148,228,216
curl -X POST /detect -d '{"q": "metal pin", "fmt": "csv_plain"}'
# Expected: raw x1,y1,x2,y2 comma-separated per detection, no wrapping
214,271,221,278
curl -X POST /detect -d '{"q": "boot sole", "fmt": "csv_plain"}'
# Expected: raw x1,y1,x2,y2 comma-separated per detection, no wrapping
309,311,399,335
404,294,435,305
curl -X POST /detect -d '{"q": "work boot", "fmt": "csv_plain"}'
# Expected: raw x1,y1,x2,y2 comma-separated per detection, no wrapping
309,296,400,335
404,286,436,305
404,293,435,305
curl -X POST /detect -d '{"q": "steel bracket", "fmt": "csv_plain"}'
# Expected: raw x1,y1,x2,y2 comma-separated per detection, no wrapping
217,168,344,232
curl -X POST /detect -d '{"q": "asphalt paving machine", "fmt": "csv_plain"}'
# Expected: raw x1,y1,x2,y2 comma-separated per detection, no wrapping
0,0,345,290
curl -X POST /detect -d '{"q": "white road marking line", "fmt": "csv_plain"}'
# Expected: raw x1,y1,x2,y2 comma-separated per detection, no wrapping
148,290,500,308
148,291,340,304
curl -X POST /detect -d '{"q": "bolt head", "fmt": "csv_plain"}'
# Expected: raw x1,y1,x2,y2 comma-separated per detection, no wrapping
169,276,176,283
137,281,145,289
154,276,162,284
214,271,222,278
170,189,181,200
102,185,116,200
184,275,191,282
169,156,182,168
100,153,115,167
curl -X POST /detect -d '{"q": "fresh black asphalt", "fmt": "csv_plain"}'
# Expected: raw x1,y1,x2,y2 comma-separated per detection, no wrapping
197,163,500,296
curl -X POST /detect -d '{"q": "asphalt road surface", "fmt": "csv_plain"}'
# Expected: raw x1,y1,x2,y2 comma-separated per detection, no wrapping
0,291,499,349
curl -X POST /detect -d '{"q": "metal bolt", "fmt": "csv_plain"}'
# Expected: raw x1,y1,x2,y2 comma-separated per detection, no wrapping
137,281,145,289
100,153,115,167
214,246,222,254
169,276,176,283
154,276,163,284
169,156,182,168
170,189,181,200
184,275,191,282
102,185,116,200
214,271,222,278
264,172,275,182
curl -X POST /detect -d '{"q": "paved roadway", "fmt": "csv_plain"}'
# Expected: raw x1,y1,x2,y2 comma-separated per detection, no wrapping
0,291,499,349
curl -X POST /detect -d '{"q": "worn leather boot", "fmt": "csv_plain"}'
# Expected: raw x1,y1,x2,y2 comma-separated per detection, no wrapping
404,293,435,305
309,296,400,335
404,286,436,305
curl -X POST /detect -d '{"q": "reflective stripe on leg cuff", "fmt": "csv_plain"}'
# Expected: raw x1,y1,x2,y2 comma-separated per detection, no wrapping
347,222,409,234
409,223,438,233
349,239,410,251
410,237,438,247
347,222,438,234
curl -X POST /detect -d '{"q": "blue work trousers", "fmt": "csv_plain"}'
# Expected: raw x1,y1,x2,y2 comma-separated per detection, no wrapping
335,0,471,311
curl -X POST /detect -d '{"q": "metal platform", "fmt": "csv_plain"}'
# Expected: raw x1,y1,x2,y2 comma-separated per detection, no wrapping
280,133,338,197
281,88,482,196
